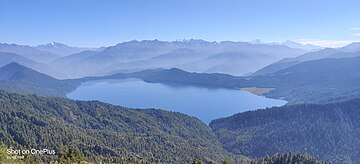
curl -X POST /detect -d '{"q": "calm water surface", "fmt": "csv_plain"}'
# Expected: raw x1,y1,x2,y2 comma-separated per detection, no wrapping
67,79,286,123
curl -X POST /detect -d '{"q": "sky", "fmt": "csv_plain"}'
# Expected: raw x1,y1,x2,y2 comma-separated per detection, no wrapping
0,0,360,47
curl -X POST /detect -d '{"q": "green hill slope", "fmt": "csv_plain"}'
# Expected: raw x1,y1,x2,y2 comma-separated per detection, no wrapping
0,90,242,163
210,99,360,163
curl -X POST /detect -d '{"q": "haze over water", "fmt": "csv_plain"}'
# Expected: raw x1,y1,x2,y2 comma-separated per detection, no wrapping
67,78,286,123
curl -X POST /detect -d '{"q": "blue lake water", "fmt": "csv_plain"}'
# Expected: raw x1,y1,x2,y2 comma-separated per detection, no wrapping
67,78,286,124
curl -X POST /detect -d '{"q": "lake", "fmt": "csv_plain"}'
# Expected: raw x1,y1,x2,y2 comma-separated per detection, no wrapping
67,78,286,123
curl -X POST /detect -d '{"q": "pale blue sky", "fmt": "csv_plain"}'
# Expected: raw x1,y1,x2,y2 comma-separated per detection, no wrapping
0,0,359,47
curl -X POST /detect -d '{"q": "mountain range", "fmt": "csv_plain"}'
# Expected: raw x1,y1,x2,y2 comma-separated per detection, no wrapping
0,61,339,163
35,42,99,56
249,39,323,51
1,39,360,163
0,61,353,163
48,39,306,78
0,43,59,63
0,39,328,79
3,49,360,104
97,55,360,104
253,42,360,76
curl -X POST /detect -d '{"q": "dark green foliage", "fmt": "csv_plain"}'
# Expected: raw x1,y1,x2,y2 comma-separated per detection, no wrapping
210,99,360,163
0,142,6,163
56,145,89,164
191,159,205,164
0,90,240,163
222,159,231,164
251,152,330,164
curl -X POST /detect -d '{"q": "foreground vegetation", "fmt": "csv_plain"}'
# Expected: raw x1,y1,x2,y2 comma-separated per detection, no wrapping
1,61,358,163
210,99,360,163
0,91,244,163
0,89,337,163
250,152,331,164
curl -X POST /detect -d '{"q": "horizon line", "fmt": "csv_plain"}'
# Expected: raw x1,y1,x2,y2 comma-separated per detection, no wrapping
1,38,359,48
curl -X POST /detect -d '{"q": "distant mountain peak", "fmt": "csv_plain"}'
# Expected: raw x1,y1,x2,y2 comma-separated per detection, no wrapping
35,42,96,56
281,40,323,51
282,40,297,44
37,42,69,48
343,42,360,50
2,62,27,70
249,39,265,44
175,38,207,43
246,39,323,50
0,62,33,80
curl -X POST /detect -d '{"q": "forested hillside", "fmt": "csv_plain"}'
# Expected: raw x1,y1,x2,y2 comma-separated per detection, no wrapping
210,99,360,163
107,68,246,89
252,56,360,103
0,90,244,163
250,152,331,164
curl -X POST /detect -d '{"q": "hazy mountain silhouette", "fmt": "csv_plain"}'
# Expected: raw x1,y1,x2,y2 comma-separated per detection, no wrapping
0,52,65,78
0,62,79,96
0,43,59,63
51,39,305,78
253,44,360,76
35,42,97,56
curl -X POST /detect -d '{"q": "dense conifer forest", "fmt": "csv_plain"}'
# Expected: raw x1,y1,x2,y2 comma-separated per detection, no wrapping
0,91,245,163
210,99,360,163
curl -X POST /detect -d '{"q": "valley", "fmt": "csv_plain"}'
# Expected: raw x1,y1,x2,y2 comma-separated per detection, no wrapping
0,39,359,163
2,1,359,163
